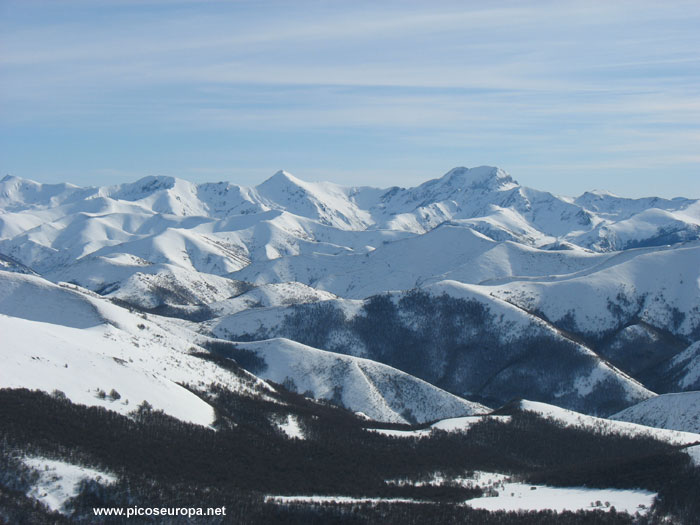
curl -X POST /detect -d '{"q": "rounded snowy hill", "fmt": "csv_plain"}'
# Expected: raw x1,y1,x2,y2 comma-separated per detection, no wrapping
611,391,700,434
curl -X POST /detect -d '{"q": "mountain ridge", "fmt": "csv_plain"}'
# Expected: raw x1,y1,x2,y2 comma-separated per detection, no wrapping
3,167,697,253
2,166,699,424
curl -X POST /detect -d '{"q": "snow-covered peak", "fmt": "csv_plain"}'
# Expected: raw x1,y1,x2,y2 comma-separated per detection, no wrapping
2,166,699,278
101,175,178,200
255,170,313,204
573,188,694,218
257,169,333,200
0,175,87,211
261,169,305,187
409,166,517,200
583,189,620,198
254,169,373,229
378,166,515,216
441,166,517,190
97,176,206,216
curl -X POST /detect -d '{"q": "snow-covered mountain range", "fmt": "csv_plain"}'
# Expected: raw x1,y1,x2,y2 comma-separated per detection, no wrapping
1,166,699,426
4,166,700,522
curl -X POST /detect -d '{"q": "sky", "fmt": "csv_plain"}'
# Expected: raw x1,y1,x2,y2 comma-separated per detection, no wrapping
1,0,699,198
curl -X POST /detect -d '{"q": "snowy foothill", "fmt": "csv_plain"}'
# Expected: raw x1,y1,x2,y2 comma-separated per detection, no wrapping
367,415,512,438
519,400,700,446
234,338,489,424
611,391,700,434
0,270,487,426
0,272,273,426
489,242,700,342
0,314,216,426
208,279,655,415
22,457,116,514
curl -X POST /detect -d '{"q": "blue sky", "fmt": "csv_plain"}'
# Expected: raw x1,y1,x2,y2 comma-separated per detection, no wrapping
1,0,699,197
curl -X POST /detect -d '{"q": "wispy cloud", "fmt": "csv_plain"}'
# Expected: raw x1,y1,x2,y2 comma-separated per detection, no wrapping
1,0,699,197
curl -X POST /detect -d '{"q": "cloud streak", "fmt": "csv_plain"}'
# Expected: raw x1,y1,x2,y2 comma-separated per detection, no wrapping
1,0,699,197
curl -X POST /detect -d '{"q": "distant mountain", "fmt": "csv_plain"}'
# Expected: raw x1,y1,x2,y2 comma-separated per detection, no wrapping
2,167,698,273
2,166,699,420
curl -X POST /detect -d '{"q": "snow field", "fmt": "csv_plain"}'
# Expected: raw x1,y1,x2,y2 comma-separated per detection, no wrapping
23,457,116,513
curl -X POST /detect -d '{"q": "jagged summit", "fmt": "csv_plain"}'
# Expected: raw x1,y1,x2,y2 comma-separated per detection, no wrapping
261,169,304,186
257,166,516,194
255,169,311,198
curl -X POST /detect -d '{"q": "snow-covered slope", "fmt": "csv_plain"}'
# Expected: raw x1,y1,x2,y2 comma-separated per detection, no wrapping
0,270,486,425
22,457,116,514
0,271,269,425
490,242,700,340
207,280,654,415
229,224,609,298
3,167,698,277
0,271,105,328
2,166,699,426
232,338,488,424
481,242,700,392
517,400,700,446
0,253,36,274
46,254,248,310
209,282,337,317
1,314,216,426
659,340,700,391
610,392,700,434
